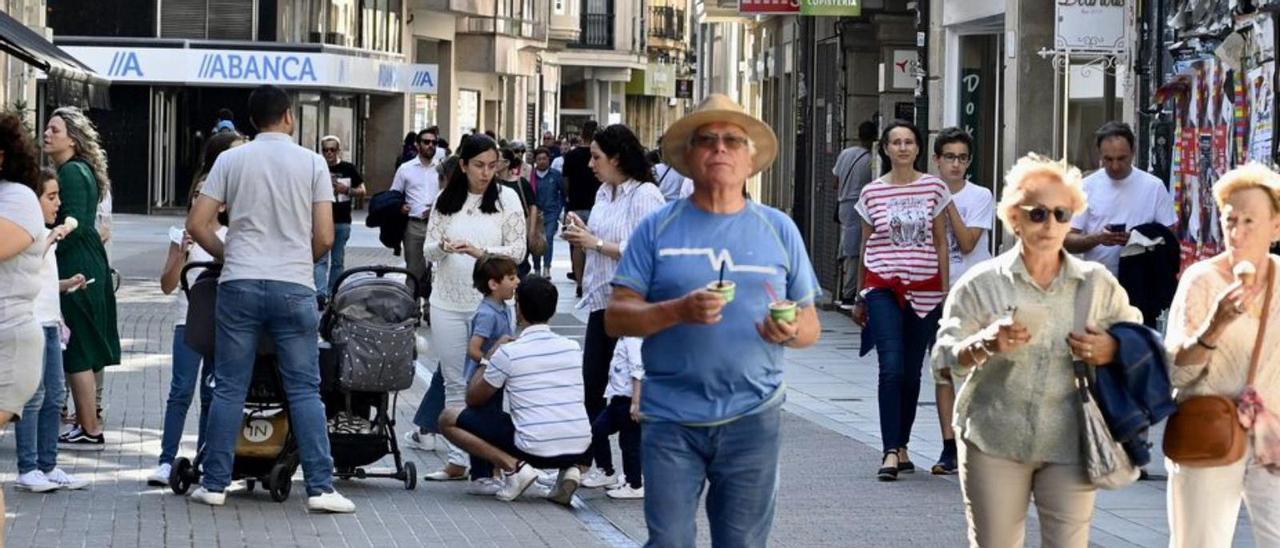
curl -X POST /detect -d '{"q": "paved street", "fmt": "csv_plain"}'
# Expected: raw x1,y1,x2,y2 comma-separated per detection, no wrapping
0,214,1252,547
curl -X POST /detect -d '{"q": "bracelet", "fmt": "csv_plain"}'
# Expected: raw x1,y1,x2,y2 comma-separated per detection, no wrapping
1195,336,1218,351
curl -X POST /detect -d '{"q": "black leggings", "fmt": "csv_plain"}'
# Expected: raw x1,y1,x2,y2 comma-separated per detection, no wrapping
583,310,619,473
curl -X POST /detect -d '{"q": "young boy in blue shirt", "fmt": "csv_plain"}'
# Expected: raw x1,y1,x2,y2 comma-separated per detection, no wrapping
461,255,520,495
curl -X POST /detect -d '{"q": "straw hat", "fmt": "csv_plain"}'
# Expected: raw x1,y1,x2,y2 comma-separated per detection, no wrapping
661,94,779,179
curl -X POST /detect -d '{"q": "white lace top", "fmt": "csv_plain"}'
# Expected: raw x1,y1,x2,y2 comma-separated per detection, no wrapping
423,186,526,312
1166,255,1280,409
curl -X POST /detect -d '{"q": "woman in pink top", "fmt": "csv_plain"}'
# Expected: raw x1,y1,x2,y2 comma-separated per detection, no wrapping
850,120,951,481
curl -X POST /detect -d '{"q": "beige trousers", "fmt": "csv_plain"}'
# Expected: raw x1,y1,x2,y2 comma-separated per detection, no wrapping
1167,447,1280,548
959,440,1097,548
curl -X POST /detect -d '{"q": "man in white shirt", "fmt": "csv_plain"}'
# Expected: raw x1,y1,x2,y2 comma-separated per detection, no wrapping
390,126,445,291
551,136,578,173
439,277,591,505
1065,121,1177,276
187,84,354,514
929,127,994,476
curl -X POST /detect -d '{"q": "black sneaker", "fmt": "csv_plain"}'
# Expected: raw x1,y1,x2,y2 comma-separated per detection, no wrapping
837,298,857,310
59,427,105,451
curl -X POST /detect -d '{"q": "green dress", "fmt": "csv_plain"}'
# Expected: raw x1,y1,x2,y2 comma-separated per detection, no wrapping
55,159,120,373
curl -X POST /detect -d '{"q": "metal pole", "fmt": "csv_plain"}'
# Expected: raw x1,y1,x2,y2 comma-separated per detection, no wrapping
1062,52,1071,161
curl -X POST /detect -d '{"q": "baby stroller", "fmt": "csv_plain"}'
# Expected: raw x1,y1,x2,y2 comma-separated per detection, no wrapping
319,265,420,490
168,261,302,502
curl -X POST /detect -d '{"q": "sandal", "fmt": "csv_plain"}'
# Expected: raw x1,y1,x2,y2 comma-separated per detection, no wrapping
877,451,899,481
897,448,916,474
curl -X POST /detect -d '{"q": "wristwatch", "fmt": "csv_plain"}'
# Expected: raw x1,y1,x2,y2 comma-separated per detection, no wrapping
594,239,605,252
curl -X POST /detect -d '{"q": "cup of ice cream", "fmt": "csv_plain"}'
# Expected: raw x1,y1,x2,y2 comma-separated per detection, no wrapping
769,300,797,323
1235,260,1257,286
706,281,736,303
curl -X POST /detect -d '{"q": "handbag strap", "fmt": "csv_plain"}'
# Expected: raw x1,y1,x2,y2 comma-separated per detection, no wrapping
1247,262,1275,386
841,150,871,194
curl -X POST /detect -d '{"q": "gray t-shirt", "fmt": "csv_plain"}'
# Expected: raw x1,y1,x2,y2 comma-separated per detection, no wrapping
833,146,873,257
0,181,46,330
200,133,334,289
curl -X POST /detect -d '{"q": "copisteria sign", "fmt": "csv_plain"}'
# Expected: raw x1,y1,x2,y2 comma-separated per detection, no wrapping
61,46,439,95
739,0,860,15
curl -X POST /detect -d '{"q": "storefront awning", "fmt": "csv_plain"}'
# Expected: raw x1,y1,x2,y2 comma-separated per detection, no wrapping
0,11,109,109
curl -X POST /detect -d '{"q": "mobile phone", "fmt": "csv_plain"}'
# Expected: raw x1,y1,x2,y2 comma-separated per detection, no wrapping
1105,223,1126,233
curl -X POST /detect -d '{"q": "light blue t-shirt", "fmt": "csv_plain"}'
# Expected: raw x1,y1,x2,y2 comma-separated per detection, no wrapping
464,297,512,382
612,199,820,424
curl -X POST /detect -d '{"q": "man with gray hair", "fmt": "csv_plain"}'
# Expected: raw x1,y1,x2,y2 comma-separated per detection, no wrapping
606,94,822,546
315,135,365,298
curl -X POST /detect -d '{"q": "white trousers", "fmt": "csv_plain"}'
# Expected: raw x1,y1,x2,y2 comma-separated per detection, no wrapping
959,440,1097,548
429,305,475,468
1167,446,1280,548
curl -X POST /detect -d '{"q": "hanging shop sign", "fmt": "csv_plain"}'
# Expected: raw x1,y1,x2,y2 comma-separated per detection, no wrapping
739,0,860,16
626,64,677,98
675,79,694,99
62,46,434,95
1054,0,1131,54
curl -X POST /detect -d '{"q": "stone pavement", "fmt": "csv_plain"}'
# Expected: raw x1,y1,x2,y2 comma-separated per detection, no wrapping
0,213,1249,547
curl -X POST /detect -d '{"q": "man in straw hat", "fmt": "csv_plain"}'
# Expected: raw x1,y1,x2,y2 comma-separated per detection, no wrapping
605,94,822,546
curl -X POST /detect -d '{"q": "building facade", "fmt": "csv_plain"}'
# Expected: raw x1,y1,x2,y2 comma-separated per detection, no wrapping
51,0,428,213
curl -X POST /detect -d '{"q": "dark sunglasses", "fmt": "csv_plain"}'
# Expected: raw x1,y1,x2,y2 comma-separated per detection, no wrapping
321,147,338,153
419,138,437,145
692,133,750,151
1018,204,1073,224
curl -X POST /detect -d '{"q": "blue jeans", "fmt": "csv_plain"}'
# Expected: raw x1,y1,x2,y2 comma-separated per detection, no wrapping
865,288,942,453
313,223,353,298
540,217,559,270
642,406,781,548
202,280,335,496
412,366,445,433
15,325,65,474
158,325,212,466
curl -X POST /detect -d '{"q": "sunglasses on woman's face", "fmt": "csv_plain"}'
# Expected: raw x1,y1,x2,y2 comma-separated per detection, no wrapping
1018,204,1073,224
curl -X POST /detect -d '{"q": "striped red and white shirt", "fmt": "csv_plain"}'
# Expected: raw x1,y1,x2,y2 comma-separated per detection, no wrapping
855,174,952,317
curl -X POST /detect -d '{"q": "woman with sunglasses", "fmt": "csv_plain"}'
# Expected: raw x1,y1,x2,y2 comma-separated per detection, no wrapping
849,119,951,481
932,154,1140,547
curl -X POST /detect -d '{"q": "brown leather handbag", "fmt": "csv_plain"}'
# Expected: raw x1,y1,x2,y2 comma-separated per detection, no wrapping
1163,265,1273,467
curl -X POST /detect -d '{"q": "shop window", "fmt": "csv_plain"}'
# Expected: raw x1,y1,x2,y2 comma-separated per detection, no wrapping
460,89,481,135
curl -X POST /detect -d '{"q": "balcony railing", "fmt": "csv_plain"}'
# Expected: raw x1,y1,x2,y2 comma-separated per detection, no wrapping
649,6,685,42
572,12,613,49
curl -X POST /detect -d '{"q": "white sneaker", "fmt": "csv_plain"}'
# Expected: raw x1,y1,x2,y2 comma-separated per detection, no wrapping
147,464,172,486
547,467,581,506
15,470,59,493
535,470,558,487
307,490,356,513
466,477,503,496
606,484,644,499
403,431,437,452
189,487,226,506
46,468,89,490
580,468,620,489
226,480,248,494
496,463,539,501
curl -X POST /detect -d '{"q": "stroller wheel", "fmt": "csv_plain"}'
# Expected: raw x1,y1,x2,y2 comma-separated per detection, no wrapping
170,457,194,495
269,463,293,502
403,462,417,491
